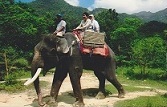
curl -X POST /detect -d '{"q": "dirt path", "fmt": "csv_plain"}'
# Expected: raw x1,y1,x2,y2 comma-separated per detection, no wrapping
0,73,166,107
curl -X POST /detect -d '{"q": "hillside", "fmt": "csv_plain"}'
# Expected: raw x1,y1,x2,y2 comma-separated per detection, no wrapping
133,8,167,23
28,0,88,18
27,0,167,24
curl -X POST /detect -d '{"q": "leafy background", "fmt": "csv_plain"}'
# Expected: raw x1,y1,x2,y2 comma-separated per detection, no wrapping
0,0,167,80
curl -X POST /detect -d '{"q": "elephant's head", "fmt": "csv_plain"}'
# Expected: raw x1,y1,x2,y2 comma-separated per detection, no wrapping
24,34,74,86
24,34,60,86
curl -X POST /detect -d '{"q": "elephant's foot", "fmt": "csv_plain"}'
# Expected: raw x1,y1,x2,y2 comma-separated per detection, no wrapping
118,89,125,98
38,96,45,106
47,97,58,107
73,101,85,107
38,102,45,107
95,91,106,99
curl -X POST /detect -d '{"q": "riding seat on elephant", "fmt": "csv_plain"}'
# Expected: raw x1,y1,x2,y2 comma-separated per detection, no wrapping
24,32,125,107
73,30,109,57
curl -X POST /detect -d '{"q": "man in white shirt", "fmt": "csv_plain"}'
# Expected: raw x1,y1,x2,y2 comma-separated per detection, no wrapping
88,14,100,32
53,14,66,36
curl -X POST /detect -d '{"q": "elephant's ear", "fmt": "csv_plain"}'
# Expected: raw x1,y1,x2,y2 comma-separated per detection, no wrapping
56,36,69,53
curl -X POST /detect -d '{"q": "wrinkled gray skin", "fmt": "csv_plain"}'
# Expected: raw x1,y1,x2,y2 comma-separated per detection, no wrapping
31,33,125,107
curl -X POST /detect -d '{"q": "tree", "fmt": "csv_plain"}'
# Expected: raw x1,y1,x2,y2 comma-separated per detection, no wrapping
0,1,52,51
132,36,166,75
138,21,167,36
96,9,119,47
111,18,142,65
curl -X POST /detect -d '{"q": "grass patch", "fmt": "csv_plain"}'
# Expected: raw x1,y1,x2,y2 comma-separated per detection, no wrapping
105,84,149,95
116,75,167,90
114,95,167,107
0,81,27,92
116,67,167,90
0,80,49,93
116,66,167,80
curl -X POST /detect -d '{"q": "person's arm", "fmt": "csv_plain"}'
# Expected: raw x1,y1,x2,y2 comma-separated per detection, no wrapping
79,19,91,30
75,21,82,30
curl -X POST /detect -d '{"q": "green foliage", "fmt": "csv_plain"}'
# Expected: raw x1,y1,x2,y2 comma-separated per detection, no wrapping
0,0,166,82
0,1,52,51
4,72,17,85
1,46,19,64
1,47,30,74
0,70,29,92
13,58,28,68
0,69,48,92
29,0,87,31
12,69,31,79
96,9,119,46
123,18,143,30
96,9,118,33
138,21,167,36
114,95,167,107
132,36,166,72
117,66,167,80
0,81,26,92
112,18,142,66
0,69,30,92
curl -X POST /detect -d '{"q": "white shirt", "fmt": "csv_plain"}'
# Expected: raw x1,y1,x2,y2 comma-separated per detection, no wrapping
89,19,100,32
56,20,66,34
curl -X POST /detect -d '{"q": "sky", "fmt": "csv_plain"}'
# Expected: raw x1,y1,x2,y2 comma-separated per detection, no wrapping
64,0,167,14
15,0,167,14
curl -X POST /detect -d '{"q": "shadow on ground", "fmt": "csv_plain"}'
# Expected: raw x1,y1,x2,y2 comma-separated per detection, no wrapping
26,88,112,107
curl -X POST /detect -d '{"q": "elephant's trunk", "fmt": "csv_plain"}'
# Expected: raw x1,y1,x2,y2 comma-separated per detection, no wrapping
24,68,42,86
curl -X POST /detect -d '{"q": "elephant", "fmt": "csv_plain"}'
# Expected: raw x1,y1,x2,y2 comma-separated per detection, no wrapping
24,32,125,106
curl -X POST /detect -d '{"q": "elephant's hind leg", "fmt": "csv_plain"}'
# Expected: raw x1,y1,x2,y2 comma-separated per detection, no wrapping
105,57,125,98
94,71,106,99
106,75,125,98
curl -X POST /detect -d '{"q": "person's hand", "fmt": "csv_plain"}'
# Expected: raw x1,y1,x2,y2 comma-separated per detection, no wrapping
73,28,77,31
53,31,58,35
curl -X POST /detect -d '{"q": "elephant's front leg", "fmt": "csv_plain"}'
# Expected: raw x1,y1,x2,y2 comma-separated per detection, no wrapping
69,66,84,107
31,54,45,106
49,67,68,106
33,77,45,106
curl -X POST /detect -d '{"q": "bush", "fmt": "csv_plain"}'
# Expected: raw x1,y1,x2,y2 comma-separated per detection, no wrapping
117,66,167,80
4,73,17,85
12,69,31,79
132,36,166,71
13,58,29,68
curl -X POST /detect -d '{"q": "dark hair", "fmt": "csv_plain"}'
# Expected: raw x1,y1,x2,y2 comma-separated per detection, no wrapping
83,12,89,17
